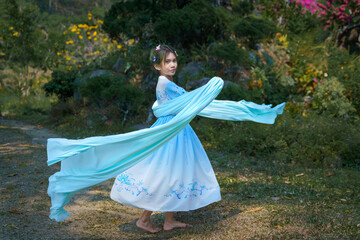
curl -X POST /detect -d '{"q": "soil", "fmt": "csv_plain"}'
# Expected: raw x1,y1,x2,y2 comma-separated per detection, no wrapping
0,120,237,240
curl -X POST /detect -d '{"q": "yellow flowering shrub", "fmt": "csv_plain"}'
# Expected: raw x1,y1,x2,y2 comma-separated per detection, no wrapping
55,13,126,70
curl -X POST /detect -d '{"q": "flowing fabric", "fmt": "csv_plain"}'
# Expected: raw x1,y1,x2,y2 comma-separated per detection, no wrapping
47,77,285,221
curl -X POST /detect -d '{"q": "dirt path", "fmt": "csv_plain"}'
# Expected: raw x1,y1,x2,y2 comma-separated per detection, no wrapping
0,120,233,240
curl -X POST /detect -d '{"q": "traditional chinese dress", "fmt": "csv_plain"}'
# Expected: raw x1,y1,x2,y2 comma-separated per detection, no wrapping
110,76,221,211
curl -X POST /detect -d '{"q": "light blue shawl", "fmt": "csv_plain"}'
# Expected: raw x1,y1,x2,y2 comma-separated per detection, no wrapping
47,77,285,221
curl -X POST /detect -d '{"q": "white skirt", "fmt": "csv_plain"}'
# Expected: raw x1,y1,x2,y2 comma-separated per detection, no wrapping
110,115,221,211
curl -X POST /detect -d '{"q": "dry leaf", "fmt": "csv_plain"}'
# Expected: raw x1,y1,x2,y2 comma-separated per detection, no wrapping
274,223,283,229
326,171,334,177
8,210,23,214
296,173,304,177
284,181,290,184
246,207,263,213
7,224,18,229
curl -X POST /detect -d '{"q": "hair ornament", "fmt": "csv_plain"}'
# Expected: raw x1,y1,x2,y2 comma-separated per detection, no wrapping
153,56,156,62
155,45,161,51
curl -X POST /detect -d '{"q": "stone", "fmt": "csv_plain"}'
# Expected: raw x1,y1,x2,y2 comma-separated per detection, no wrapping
185,77,211,90
112,58,124,72
223,65,248,81
177,62,204,85
142,71,158,91
90,70,109,78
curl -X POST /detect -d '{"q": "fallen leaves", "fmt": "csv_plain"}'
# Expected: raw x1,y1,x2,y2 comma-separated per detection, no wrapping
273,222,283,229
8,210,23,214
246,207,264,213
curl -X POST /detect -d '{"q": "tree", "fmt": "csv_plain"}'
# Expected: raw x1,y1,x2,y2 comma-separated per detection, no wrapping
1,0,51,98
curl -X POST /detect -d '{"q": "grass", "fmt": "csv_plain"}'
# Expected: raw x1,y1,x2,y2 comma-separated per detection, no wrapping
1,124,359,239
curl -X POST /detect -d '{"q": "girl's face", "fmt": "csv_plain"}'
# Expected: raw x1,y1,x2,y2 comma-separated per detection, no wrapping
154,52,177,81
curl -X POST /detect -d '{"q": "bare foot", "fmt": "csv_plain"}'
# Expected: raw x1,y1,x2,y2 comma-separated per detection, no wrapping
163,220,192,231
136,219,161,233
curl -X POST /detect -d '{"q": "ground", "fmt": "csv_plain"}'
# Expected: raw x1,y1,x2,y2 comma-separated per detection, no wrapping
0,119,359,239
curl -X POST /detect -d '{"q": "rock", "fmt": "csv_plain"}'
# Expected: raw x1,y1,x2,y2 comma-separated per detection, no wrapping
112,58,124,72
132,124,151,130
90,70,110,78
142,71,158,91
223,65,248,81
185,77,211,90
177,62,204,85
87,119,94,127
208,59,223,71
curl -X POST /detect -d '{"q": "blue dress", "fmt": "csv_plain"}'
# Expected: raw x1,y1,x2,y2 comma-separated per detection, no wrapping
110,76,221,211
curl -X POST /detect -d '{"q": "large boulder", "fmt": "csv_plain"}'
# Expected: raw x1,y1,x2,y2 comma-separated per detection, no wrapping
177,62,204,85
112,58,124,72
223,65,249,82
185,77,211,90
142,71,158,91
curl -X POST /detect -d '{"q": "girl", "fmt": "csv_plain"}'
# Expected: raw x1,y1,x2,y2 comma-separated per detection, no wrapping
110,45,221,233
47,44,284,228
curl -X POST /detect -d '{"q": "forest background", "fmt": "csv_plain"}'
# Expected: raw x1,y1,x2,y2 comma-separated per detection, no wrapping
1,0,359,168
0,0,360,238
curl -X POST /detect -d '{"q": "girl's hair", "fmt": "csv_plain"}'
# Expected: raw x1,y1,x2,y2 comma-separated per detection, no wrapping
150,45,178,65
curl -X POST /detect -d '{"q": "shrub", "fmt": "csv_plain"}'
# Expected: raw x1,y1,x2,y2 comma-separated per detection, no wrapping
232,16,277,48
79,74,145,116
312,77,355,117
326,48,360,115
209,41,252,68
192,112,360,168
153,1,230,48
43,70,78,100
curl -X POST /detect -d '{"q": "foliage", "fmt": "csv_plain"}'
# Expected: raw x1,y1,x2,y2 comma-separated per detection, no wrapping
209,41,252,67
192,112,360,168
42,69,78,100
313,0,359,28
326,48,360,114
231,0,254,17
259,0,320,34
217,65,293,105
102,0,154,41
312,77,355,117
0,0,52,98
54,13,123,71
232,16,277,48
78,74,145,116
153,1,230,48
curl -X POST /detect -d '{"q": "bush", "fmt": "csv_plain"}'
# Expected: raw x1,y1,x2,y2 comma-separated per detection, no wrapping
217,65,293,105
43,70,78,100
209,41,252,68
312,77,355,117
232,16,277,48
192,112,360,168
326,48,360,115
153,1,230,48
79,74,145,116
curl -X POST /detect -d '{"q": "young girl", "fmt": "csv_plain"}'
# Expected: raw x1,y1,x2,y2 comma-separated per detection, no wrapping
110,45,221,233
